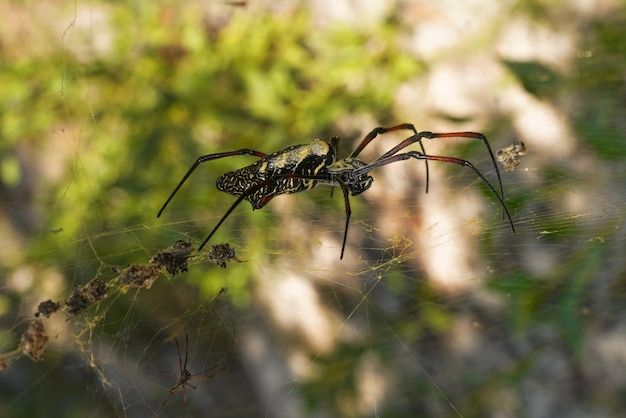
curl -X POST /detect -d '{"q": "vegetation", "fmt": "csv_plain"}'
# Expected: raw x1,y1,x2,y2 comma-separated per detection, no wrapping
1,1,625,417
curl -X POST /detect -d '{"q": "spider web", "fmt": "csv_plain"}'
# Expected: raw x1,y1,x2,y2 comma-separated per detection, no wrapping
2,1,626,418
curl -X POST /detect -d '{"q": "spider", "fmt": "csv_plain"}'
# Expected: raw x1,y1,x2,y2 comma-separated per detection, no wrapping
496,140,527,171
155,327,233,417
157,123,515,259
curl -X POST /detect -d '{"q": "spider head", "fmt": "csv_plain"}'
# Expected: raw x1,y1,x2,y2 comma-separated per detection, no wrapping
329,158,373,196
347,175,373,196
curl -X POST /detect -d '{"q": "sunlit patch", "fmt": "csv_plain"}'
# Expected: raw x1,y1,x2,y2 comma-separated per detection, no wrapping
6,266,34,293
418,190,484,290
257,269,335,354
355,352,388,416
514,99,574,157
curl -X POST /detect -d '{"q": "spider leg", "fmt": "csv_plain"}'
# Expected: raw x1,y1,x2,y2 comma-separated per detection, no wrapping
355,151,515,233
155,392,175,417
198,173,351,257
156,323,232,418
194,315,235,380
157,149,267,218
155,353,184,416
198,190,256,251
337,181,352,260
181,332,189,375
194,362,227,380
375,131,505,206
164,334,188,393
328,136,340,200
349,124,430,192
181,386,189,418
198,172,321,251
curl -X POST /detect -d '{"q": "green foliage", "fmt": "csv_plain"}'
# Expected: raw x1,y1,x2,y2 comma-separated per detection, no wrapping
2,1,626,417
0,4,423,272
572,14,626,159
488,241,606,352
503,60,562,99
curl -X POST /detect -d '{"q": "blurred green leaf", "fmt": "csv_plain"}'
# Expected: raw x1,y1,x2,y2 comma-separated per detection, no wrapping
503,60,562,98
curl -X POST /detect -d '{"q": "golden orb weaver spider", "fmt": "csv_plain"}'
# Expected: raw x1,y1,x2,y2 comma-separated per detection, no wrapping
157,124,515,259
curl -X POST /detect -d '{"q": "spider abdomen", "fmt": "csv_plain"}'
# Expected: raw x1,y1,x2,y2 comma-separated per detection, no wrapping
216,139,335,209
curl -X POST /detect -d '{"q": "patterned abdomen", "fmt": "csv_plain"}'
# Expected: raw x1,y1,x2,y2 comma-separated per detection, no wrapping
216,140,335,209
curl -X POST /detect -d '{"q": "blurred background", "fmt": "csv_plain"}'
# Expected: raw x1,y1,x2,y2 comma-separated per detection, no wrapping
1,0,625,417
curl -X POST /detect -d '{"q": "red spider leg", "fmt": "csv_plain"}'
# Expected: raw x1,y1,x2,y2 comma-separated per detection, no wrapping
157,149,267,218
177,333,191,391
198,173,352,257
192,350,227,379
353,151,515,233
349,124,430,192
195,316,236,378
374,131,505,205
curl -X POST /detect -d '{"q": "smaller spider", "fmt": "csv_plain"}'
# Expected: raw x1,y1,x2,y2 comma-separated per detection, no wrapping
155,327,234,417
496,140,527,171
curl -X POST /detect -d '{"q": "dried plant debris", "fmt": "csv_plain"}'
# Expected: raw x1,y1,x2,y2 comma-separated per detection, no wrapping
207,243,240,268
65,286,90,316
151,240,193,275
84,279,108,303
0,355,9,370
224,0,248,7
120,263,161,289
496,141,527,171
35,299,61,318
64,279,109,316
19,319,49,362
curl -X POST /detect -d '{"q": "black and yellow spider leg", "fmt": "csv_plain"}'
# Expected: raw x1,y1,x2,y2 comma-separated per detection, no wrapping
328,136,340,199
198,173,353,259
335,179,352,260
267,173,353,260
354,151,515,233
374,131,505,207
349,124,430,192
157,149,267,218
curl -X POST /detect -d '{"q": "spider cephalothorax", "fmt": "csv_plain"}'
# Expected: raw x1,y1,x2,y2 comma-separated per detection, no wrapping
326,158,374,196
158,123,515,259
